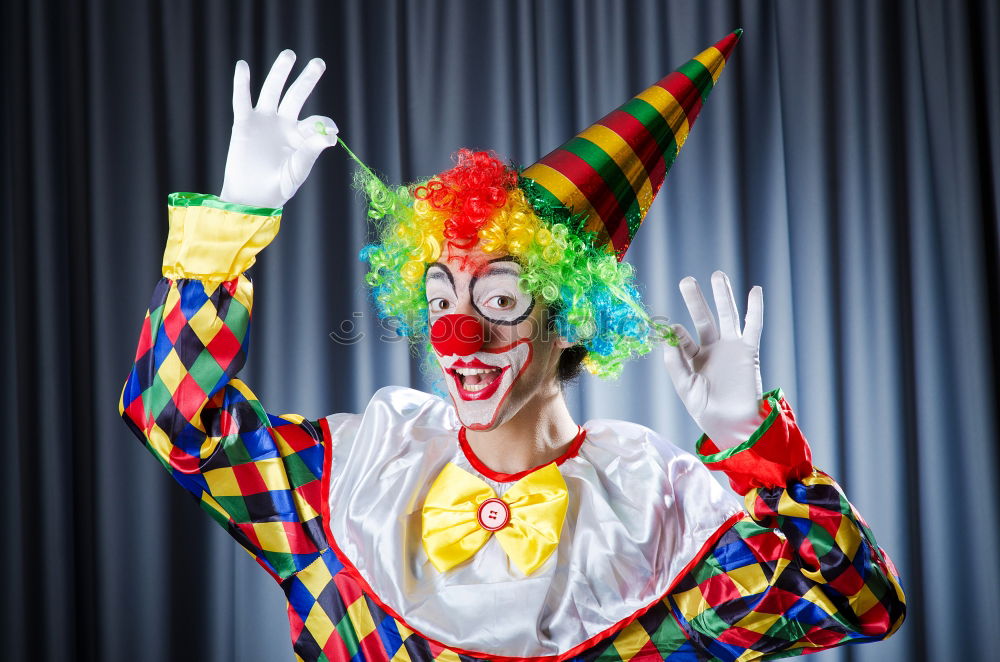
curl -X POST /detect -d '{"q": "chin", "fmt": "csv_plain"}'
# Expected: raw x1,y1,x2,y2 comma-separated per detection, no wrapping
438,340,533,430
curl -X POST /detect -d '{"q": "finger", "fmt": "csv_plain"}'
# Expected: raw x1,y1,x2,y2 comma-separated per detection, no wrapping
298,115,339,144
672,323,699,361
281,132,335,196
278,58,326,119
743,285,764,348
711,270,741,339
257,49,297,112
662,343,693,395
232,60,251,119
679,276,719,346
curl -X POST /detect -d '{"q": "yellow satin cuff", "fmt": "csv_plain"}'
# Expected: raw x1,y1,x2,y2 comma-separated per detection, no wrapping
421,462,568,576
162,196,281,285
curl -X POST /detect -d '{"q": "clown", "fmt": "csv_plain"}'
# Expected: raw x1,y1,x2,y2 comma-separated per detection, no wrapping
121,31,905,661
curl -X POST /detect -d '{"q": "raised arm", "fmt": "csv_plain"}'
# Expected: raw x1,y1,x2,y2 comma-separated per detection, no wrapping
662,271,906,658
119,52,342,581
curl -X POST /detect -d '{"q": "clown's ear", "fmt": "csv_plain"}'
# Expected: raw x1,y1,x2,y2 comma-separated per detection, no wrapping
554,335,576,350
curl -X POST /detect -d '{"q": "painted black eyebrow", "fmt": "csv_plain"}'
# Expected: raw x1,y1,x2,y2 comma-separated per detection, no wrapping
474,255,523,278
477,265,521,278
426,262,455,290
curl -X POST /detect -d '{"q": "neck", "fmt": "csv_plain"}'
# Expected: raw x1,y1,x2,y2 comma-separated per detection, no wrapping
464,383,579,475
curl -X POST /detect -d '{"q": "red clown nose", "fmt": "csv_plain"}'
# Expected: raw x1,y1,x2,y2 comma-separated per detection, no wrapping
430,314,484,356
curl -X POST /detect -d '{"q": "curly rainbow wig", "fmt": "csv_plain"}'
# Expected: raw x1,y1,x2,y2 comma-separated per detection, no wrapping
358,149,669,379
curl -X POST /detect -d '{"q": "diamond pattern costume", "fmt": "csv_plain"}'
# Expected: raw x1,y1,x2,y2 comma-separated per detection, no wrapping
120,195,905,662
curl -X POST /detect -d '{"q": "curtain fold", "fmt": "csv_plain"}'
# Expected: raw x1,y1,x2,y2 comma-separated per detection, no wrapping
2,1,997,660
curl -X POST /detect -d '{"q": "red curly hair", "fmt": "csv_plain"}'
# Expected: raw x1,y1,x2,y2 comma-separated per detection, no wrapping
413,149,518,249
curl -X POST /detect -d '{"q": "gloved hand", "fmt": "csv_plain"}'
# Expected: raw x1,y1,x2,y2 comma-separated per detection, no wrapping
220,50,339,208
663,270,766,450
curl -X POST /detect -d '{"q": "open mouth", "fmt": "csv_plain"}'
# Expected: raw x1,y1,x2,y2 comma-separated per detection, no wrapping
449,364,508,400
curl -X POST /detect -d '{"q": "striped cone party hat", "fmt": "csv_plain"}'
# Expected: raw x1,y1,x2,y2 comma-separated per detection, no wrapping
520,29,742,260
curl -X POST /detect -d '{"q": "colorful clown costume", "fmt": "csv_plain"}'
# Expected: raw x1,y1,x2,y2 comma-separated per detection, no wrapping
120,194,905,662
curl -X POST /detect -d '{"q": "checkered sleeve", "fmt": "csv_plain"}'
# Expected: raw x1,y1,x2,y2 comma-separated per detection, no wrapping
119,193,329,581
666,389,907,660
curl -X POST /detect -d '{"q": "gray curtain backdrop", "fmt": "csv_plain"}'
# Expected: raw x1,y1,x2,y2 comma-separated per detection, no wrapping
2,1,997,660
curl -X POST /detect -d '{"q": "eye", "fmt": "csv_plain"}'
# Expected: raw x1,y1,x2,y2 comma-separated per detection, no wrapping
428,298,453,314
486,294,516,310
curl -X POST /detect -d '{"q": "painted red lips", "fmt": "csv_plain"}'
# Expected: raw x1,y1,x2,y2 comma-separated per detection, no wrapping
449,361,509,401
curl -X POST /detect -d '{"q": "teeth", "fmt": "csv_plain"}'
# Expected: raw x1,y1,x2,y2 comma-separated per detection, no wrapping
453,367,499,376
451,366,503,393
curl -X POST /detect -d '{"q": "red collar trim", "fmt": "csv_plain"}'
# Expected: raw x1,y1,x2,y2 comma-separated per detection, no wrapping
458,425,587,482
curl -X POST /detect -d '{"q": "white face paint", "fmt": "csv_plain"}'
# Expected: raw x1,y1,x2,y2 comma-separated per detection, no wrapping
436,340,533,430
426,253,565,431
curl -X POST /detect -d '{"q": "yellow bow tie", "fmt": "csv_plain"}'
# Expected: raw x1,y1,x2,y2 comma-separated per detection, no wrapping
421,462,569,576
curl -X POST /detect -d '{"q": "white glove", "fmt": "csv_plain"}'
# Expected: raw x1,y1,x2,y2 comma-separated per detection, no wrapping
220,50,339,208
663,270,766,450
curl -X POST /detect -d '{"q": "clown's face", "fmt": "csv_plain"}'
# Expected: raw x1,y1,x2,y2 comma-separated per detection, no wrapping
426,247,569,431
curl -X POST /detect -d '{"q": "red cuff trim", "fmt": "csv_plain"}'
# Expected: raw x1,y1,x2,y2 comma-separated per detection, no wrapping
695,387,784,463
696,388,813,495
